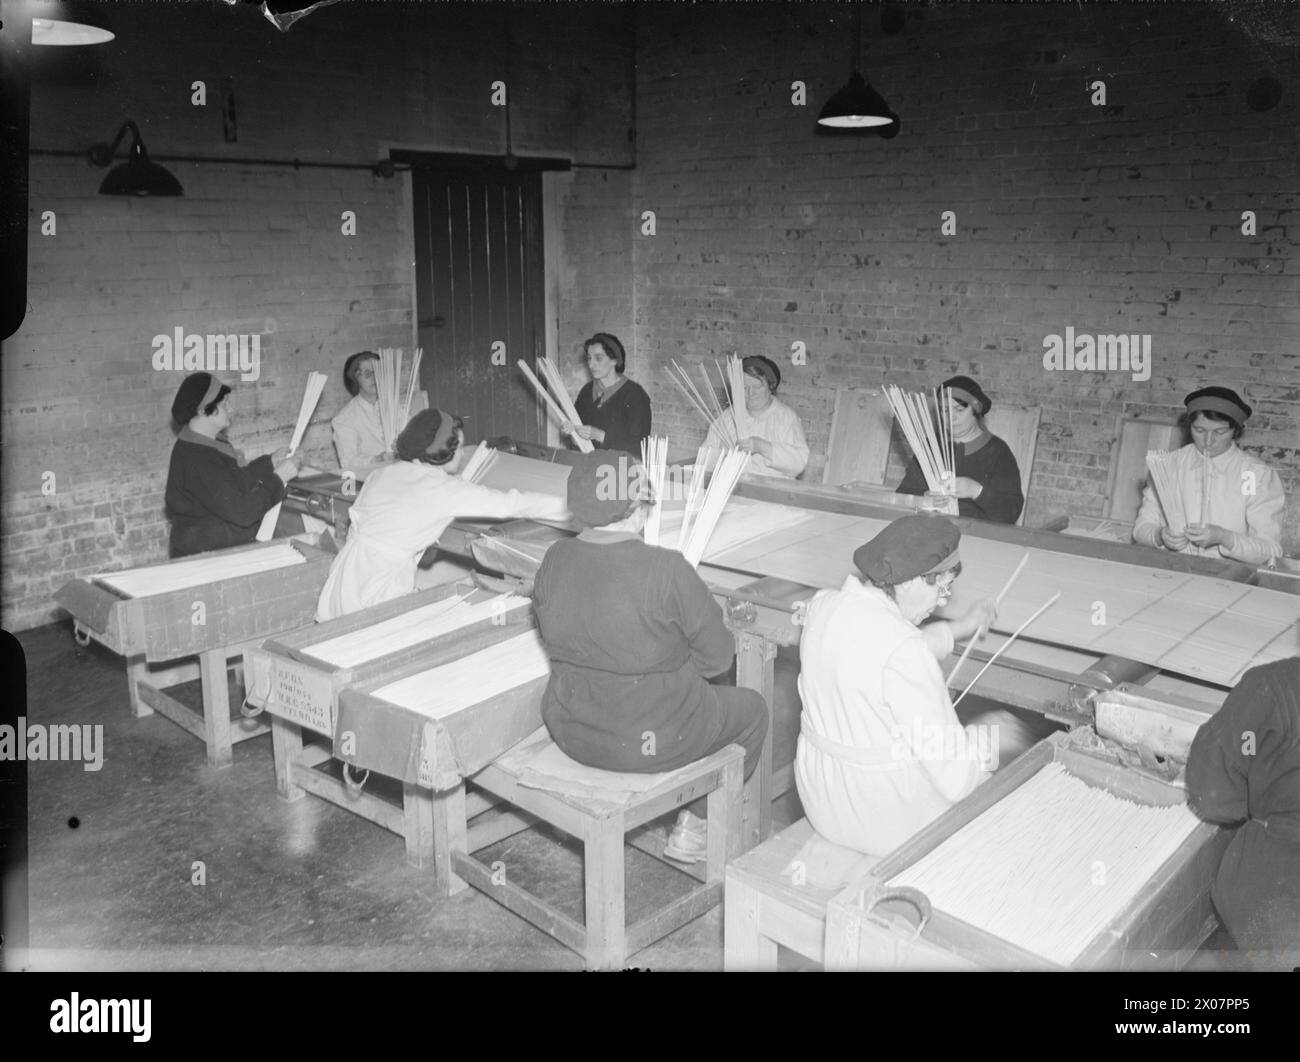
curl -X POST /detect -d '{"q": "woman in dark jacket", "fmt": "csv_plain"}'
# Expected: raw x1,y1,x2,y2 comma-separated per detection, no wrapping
896,374,1024,524
1186,657,1300,959
566,333,652,455
164,372,300,557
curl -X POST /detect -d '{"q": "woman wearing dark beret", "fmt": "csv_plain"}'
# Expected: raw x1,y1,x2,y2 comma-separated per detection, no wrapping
1133,386,1284,565
316,408,567,620
565,333,653,455
704,355,810,477
532,450,768,863
895,375,1024,524
164,372,300,557
795,515,999,855
331,350,392,480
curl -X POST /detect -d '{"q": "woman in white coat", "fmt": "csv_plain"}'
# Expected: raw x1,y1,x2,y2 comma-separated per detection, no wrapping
316,408,568,621
1133,386,1284,566
795,515,999,856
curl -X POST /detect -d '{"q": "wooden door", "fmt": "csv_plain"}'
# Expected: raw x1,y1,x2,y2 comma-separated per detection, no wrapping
410,163,546,445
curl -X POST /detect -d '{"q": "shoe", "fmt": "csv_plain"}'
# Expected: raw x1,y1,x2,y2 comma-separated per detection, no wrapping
663,810,707,864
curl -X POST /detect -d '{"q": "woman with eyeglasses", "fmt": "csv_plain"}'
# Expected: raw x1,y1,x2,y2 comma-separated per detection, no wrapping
563,333,653,455
895,375,1024,524
794,515,1000,856
1133,387,1283,565
331,351,393,481
316,408,568,620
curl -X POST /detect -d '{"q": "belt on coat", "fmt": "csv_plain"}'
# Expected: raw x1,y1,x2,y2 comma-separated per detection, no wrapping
350,527,417,563
799,712,905,768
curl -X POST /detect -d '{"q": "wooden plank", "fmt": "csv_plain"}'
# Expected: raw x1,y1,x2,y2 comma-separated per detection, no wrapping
293,768,404,834
582,812,627,969
625,884,724,955
271,717,306,801
706,499,1297,688
982,404,1041,526
823,387,892,487
1107,416,1181,523
724,873,779,970
432,785,469,896
136,685,205,740
402,782,435,868
452,850,587,953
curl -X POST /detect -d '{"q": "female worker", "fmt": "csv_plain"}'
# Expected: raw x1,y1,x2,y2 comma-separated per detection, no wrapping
565,333,653,455
165,372,300,557
704,355,810,478
532,450,768,863
896,375,1023,524
795,515,1000,856
331,350,391,480
316,408,568,620
1186,657,1300,960
1133,386,1284,566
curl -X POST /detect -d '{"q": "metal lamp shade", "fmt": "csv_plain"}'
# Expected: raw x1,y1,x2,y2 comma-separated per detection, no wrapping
816,71,896,129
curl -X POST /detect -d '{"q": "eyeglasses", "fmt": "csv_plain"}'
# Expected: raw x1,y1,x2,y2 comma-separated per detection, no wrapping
355,368,376,379
922,561,962,590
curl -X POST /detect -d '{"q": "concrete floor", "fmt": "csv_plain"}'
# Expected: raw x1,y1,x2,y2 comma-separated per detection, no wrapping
13,623,805,971
12,624,1247,971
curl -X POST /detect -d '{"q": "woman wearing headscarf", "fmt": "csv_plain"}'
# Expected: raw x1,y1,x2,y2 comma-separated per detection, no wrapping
165,372,300,557
331,350,391,480
795,515,999,856
896,375,1024,524
704,355,810,478
1186,657,1300,959
1133,386,1284,566
565,333,653,455
316,408,568,620
532,450,768,863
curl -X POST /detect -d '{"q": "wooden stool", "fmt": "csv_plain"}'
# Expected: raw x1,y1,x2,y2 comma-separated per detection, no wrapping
724,817,878,970
454,733,746,970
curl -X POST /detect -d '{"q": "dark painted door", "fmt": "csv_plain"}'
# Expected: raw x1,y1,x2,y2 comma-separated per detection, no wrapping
409,162,546,445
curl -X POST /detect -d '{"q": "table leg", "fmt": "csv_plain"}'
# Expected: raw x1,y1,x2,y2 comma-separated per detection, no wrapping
271,716,305,801
735,631,777,847
198,647,233,769
403,781,435,868
126,655,152,717
583,812,627,970
431,783,469,896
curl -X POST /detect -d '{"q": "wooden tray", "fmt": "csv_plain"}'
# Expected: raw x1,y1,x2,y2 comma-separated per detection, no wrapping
245,582,533,737
826,731,1230,970
54,539,333,661
335,634,548,792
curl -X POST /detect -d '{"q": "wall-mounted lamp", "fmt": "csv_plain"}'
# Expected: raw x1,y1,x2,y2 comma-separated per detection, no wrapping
89,122,184,196
816,6,899,137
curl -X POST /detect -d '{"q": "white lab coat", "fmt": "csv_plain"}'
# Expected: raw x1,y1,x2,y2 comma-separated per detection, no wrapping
316,461,568,621
795,576,989,856
331,394,388,480
1132,443,1284,566
705,397,810,478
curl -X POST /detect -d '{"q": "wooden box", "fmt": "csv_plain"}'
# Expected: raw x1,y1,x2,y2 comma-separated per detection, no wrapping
335,648,548,794
54,539,333,661
825,731,1230,971
244,582,533,738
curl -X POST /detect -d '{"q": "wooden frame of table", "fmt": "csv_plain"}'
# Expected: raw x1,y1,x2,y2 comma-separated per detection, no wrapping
54,539,333,768
824,730,1231,970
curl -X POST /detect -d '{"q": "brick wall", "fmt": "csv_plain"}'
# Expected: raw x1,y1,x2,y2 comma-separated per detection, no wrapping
2,2,634,631
633,3,1299,545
